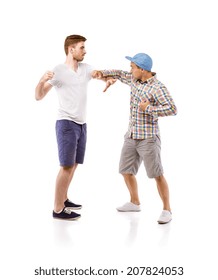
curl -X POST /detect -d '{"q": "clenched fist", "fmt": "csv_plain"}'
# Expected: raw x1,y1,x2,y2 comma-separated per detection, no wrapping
92,70,103,79
40,71,54,83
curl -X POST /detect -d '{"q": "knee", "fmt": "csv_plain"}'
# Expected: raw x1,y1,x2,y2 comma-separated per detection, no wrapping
121,173,134,180
62,164,77,174
155,174,164,182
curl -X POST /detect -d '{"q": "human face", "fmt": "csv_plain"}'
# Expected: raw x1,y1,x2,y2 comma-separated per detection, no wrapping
71,41,86,61
130,62,143,80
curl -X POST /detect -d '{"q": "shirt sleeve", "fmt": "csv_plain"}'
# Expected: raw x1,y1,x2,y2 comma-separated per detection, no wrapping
101,70,132,86
146,86,177,117
48,79,62,87
86,64,94,80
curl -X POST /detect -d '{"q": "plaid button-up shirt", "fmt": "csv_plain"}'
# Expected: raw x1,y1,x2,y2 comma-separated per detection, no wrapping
102,70,177,139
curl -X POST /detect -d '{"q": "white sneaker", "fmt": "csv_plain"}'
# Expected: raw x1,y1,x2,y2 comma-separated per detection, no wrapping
157,210,172,224
116,202,141,212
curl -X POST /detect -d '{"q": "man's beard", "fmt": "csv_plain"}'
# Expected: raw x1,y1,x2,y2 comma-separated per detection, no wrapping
75,55,84,62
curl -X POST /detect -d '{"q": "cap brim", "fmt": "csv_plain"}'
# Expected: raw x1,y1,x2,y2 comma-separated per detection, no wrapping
125,56,133,62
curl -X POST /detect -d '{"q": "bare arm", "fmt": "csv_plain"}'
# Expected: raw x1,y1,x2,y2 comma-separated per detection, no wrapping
35,71,54,100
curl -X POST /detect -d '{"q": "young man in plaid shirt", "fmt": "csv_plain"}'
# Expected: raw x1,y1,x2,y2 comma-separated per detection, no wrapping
93,53,177,224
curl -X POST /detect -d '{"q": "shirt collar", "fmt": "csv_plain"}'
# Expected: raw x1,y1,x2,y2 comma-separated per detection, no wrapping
136,72,157,84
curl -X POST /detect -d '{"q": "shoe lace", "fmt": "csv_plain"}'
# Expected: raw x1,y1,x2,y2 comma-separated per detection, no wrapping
161,210,171,217
64,208,71,214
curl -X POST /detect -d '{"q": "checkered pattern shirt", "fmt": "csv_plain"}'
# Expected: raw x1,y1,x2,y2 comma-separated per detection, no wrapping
102,70,177,139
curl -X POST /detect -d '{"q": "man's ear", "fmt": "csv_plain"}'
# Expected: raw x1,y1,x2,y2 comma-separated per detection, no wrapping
69,46,74,54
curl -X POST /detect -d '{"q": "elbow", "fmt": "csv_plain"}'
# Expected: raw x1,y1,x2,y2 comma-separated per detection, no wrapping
35,90,43,101
35,88,40,101
35,94,41,101
35,94,43,101
173,105,178,116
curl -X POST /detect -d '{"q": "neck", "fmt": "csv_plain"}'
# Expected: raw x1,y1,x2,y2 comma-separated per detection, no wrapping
141,72,153,82
65,55,79,71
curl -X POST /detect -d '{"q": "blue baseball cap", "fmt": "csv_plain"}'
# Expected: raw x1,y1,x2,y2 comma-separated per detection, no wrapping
125,53,153,71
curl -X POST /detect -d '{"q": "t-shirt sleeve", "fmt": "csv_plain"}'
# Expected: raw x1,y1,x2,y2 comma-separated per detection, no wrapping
86,64,94,80
48,79,62,87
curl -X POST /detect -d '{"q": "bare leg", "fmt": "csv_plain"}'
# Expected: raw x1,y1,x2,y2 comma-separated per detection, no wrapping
54,163,78,212
122,173,140,205
155,174,171,211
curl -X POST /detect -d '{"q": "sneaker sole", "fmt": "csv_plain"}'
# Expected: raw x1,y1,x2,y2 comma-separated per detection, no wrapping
117,209,141,212
53,216,81,221
158,219,172,224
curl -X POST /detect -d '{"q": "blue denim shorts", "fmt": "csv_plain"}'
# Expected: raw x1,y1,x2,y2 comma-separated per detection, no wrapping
56,120,87,167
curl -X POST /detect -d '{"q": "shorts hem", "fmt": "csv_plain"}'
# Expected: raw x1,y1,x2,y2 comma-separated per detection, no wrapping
147,171,164,179
60,162,83,167
119,170,138,175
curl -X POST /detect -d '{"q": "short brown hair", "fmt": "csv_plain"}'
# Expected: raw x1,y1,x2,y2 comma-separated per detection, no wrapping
64,34,87,55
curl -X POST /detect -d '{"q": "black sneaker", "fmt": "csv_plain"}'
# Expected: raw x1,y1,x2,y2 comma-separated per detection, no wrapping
64,199,82,210
53,207,81,220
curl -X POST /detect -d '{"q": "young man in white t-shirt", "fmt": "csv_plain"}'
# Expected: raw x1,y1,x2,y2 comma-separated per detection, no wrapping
35,35,115,220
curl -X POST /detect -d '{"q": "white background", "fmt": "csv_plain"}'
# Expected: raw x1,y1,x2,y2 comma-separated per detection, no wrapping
1,0,218,279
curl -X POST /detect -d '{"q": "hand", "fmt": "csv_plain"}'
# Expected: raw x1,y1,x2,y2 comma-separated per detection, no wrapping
103,78,117,92
139,99,150,111
92,70,103,79
40,71,54,83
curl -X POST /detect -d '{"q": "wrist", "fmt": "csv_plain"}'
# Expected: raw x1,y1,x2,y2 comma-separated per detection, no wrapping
39,78,47,84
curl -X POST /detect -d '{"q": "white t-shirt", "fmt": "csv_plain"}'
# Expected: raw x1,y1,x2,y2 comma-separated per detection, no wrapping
49,63,93,124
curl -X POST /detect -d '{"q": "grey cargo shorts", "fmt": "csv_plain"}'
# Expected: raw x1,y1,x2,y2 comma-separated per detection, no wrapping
119,133,163,178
